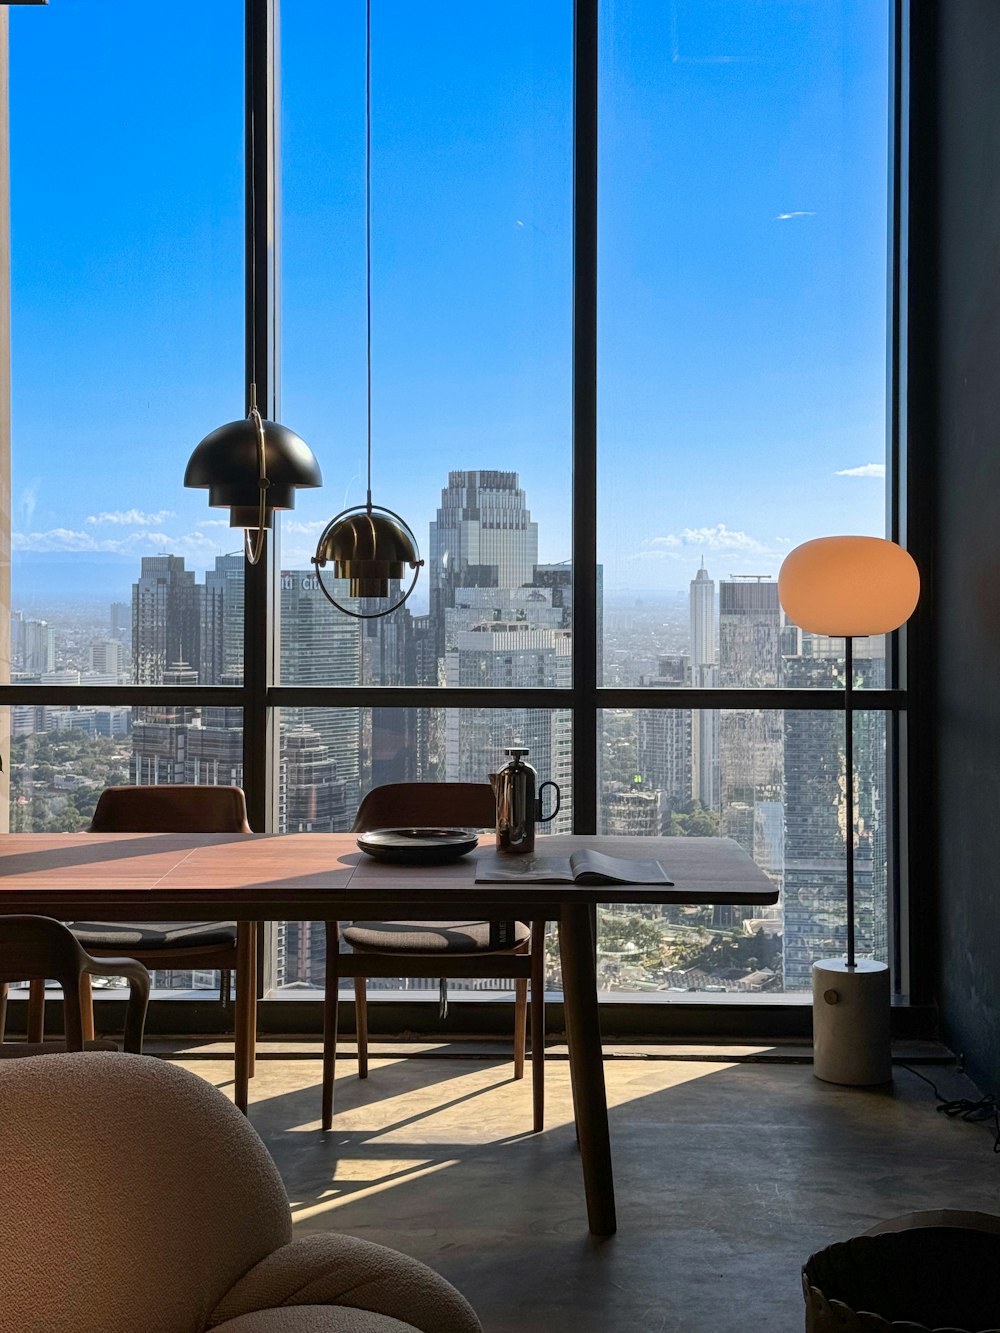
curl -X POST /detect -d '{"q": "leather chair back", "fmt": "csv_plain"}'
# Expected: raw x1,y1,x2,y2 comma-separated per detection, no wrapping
353,783,495,834
89,785,252,834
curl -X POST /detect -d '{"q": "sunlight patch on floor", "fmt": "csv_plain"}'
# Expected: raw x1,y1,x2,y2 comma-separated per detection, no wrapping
289,1158,460,1221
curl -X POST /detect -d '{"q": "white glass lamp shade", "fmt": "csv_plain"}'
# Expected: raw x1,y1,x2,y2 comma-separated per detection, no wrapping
778,536,920,636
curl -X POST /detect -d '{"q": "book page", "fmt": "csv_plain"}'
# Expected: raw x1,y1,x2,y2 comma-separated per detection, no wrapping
569,849,674,885
475,855,574,883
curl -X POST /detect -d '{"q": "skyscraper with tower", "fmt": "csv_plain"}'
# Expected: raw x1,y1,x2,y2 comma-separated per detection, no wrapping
689,563,719,810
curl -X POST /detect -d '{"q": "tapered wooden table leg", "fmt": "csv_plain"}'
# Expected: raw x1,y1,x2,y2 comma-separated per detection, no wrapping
322,922,340,1131
559,903,616,1236
234,921,253,1114
248,926,257,1078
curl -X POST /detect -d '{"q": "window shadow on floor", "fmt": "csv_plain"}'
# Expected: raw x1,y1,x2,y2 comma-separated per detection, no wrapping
180,1053,1000,1333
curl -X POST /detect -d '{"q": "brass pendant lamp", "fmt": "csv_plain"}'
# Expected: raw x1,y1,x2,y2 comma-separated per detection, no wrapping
312,0,423,618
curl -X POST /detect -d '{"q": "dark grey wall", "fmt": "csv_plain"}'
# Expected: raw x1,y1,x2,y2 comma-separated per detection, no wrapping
914,0,1000,1090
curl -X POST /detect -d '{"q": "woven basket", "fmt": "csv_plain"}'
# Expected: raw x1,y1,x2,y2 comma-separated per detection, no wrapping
803,1225,1000,1332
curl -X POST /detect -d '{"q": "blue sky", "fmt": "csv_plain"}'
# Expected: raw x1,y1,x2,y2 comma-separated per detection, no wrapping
9,0,888,607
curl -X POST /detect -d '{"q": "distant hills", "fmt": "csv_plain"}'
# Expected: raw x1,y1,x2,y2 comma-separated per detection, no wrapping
12,552,141,609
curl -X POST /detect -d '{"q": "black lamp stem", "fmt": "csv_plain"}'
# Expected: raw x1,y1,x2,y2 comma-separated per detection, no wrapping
845,635,855,969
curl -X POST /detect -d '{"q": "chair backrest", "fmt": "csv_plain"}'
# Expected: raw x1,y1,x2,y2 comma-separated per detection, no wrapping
353,782,496,834
0,917,89,1051
89,784,252,833
0,1052,290,1331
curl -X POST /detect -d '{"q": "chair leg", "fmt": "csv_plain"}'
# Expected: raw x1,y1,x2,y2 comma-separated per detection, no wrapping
0,981,7,1043
248,930,257,1079
355,976,369,1079
530,921,546,1133
234,923,254,1115
513,977,528,1081
322,922,340,1131
80,972,96,1043
27,978,45,1043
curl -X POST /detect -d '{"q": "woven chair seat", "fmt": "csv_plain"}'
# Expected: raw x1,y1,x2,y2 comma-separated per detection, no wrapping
343,919,529,954
68,921,237,951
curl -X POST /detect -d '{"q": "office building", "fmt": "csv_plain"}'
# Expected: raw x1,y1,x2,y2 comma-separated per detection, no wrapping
132,556,201,685
689,564,720,811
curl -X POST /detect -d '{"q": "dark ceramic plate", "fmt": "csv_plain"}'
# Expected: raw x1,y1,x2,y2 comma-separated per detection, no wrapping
356,827,480,865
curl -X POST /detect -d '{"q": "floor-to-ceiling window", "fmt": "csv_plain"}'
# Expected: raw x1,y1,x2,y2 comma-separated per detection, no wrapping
0,0,903,1015
595,0,894,994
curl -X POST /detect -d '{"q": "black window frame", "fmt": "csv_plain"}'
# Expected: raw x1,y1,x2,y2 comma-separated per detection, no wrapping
0,0,919,1028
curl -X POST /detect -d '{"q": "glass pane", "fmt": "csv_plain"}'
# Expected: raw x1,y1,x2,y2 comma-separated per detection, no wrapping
279,1,573,686
7,3,244,679
598,0,890,684
3,703,244,992
599,701,888,994
275,707,570,991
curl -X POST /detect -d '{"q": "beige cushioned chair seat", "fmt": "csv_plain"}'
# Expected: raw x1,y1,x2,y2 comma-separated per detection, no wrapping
209,1234,480,1333
0,1053,481,1333
343,919,529,953
67,920,237,949
214,1309,420,1332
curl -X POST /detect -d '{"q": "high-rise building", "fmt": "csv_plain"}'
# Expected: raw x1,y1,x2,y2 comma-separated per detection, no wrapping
87,638,123,679
132,555,200,684
636,705,692,818
110,602,131,642
201,552,245,686
429,470,539,654
279,570,362,830
718,576,784,924
605,785,665,836
188,700,244,789
11,611,55,676
689,564,719,810
443,616,572,831
427,473,572,830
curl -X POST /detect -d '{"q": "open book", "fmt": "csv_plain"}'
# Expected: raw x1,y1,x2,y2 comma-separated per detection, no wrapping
476,849,673,886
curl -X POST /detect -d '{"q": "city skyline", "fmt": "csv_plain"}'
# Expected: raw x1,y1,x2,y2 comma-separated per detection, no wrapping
8,463,887,995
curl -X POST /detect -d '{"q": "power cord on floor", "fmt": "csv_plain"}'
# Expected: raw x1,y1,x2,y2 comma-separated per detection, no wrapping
899,1061,1000,1153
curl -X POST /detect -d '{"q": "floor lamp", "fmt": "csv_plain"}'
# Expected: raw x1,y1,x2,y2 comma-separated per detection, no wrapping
778,536,920,1085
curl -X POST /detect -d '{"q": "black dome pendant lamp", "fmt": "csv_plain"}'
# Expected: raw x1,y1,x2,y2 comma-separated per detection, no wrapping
312,0,423,618
184,384,321,565
184,18,321,564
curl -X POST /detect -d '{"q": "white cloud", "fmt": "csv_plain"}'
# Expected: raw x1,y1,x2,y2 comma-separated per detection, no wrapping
835,463,885,478
13,527,223,559
648,523,769,553
282,519,327,535
86,508,176,526
198,519,232,528
775,211,816,220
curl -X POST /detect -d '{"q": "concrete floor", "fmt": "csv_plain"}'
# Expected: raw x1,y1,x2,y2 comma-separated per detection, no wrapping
174,1044,1000,1333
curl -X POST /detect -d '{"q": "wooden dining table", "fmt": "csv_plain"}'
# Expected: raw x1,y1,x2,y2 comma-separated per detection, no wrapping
0,830,777,1236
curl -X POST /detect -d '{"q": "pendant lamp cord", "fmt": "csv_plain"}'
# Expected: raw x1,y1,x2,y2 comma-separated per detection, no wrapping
365,0,373,513
245,11,266,565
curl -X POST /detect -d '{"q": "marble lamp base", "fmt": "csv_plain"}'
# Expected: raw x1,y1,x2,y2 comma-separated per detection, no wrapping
812,958,892,1086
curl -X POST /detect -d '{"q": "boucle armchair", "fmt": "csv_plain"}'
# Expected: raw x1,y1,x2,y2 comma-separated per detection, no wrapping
0,1052,481,1333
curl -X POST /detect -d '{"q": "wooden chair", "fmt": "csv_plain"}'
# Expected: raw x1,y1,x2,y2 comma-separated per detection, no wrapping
25,785,256,1111
323,782,546,1132
0,915,149,1056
